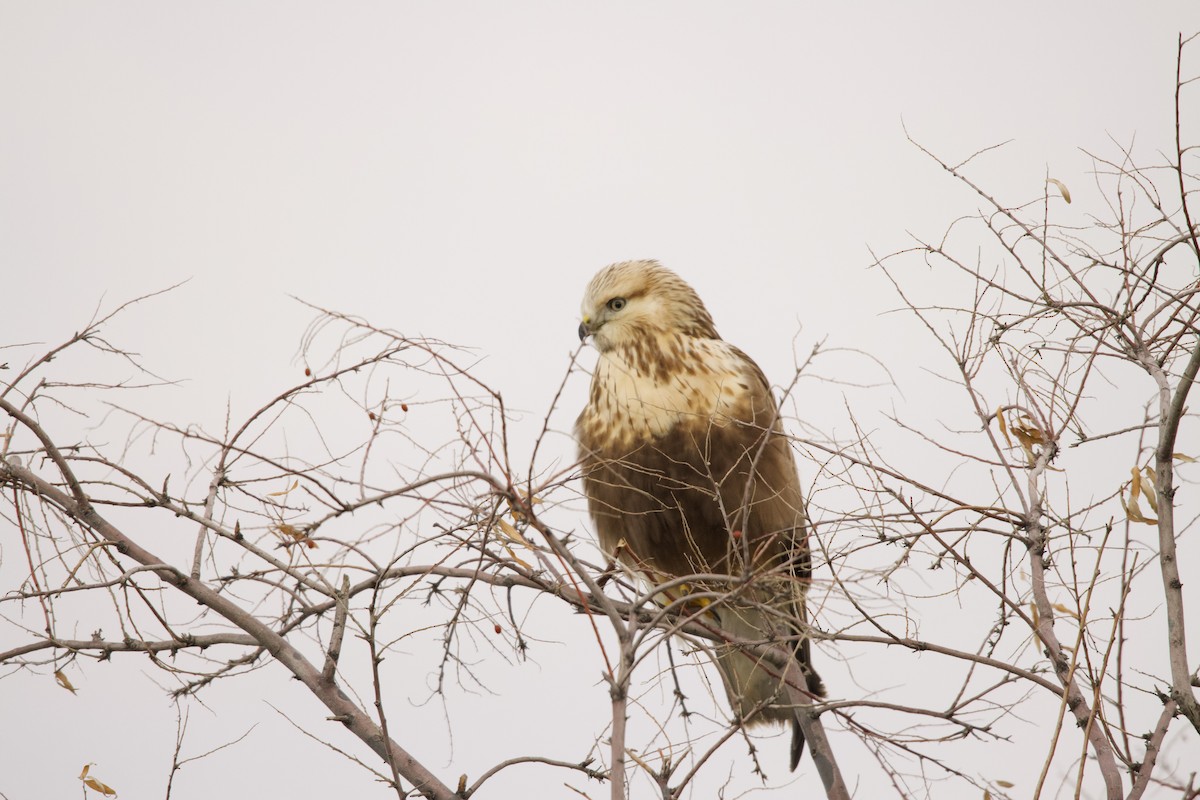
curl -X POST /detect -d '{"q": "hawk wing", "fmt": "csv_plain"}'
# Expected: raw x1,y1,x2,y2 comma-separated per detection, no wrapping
579,349,803,577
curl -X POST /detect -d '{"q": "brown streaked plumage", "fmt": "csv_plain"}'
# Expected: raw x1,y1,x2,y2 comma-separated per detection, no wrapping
575,259,824,770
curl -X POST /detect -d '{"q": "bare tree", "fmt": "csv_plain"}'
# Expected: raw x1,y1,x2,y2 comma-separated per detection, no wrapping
3,33,1199,800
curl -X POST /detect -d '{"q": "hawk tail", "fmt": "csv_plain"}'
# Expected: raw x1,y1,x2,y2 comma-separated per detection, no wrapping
789,635,826,771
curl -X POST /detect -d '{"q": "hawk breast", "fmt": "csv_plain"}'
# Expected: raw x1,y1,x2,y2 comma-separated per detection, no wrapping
579,336,758,452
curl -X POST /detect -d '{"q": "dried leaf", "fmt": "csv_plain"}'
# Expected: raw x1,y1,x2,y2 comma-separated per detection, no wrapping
83,777,117,796
273,523,317,549
54,669,77,694
1013,428,1037,461
1139,467,1158,513
996,779,1015,788
995,407,1011,447
1173,452,1196,463
498,541,531,570
1135,500,1159,519
496,518,532,548
267,479,300,498
998,414,1048,462
506,492,543,524
1121,483,1158,525
1052,603,1079,620
1047,178,1072,203
1014,415,1046,443
79,766,116,797
494,520,533,569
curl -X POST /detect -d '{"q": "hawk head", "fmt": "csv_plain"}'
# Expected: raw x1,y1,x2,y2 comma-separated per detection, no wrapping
577,259,719,352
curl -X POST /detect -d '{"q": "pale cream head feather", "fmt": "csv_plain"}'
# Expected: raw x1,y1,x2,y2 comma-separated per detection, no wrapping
578,259,719,352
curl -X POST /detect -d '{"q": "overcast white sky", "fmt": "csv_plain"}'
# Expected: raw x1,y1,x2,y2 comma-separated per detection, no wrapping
3,3,1200,799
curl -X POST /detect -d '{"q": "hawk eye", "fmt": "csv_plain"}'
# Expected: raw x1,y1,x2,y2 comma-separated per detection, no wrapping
607,297,627,312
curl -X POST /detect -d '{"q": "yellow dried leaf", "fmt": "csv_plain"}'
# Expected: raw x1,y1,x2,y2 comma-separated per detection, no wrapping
493,520,533,568
1030,602,1039,628
1047,178,1071,203
996,779,1015,788
995,407,1011,448
496,518,533,548
55,670,77,694
79,765,91,780
1013,428,1037,461
1121,487,1158,525
272,523,316,549
1128,467,1142,505
1052,603,1079,620
267,479,300,497
499,541,532,570
999,415,1047,463
1173,452,1196,463
1014,416,1046,443
1139,468,1158,513
506,492,543,523
83,776,117,796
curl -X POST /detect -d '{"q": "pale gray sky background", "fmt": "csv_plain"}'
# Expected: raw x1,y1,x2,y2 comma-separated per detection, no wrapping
3,3,1200,799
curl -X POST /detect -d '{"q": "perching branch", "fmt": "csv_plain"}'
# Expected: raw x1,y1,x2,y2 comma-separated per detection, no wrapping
0,456,459,800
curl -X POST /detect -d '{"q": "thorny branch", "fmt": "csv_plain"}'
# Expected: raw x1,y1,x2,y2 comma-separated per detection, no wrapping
4,34,1200,799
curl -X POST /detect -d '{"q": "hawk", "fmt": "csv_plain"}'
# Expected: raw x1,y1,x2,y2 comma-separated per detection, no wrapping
575,259,824,769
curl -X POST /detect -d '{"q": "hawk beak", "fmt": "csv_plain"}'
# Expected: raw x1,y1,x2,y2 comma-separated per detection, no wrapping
578,319,591,342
